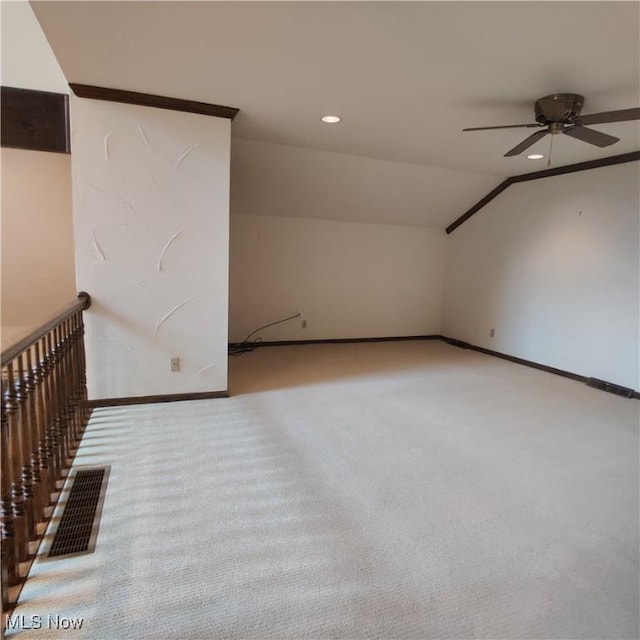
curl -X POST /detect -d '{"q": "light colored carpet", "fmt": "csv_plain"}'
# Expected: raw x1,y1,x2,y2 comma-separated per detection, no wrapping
6,341,639,639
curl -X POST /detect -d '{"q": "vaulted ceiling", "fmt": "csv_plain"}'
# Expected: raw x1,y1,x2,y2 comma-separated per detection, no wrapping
31,1,640,227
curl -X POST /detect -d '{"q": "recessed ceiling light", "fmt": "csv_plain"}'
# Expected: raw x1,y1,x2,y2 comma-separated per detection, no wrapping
321,115,341,124
527,154,544,160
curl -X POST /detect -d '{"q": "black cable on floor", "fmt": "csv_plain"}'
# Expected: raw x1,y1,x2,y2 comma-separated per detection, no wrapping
229,313,301,356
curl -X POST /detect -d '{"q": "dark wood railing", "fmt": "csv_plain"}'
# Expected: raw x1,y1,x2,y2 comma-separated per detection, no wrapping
1,292,91,611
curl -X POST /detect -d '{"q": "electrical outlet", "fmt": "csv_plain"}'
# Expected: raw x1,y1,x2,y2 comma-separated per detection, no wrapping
170,357,180,372
490,328,495,338
301,319,307,329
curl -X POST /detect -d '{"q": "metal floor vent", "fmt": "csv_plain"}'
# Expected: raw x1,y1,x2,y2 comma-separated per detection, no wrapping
47,467,110,559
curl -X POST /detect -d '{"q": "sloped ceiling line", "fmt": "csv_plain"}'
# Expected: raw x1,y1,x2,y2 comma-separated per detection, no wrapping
446,151,640,234
59,86,640,235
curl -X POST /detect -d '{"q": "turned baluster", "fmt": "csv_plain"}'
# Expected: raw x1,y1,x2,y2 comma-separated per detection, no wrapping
1,547,9,612
66,317,80,449
78,312,90,424
33,339,53,508
64,319,77,461
41,331,59,486
15,354,37,541
1,381,19,593
49,327,65,478
69,315,80,443
24,347,45,525
5,362,29,562
60,318,75,464
72,313,84,441
45,330,63,483
56,322,70,466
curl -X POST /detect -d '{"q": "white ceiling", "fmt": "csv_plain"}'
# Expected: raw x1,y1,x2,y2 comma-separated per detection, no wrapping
1,1,68,93
231,139,498,227
30,1,640,227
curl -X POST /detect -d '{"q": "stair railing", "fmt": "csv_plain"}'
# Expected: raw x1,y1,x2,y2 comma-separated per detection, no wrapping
1,292,92,612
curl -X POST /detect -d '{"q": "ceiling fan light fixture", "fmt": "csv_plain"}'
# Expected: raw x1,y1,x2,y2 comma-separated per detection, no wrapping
321,115,341,124
463,94,640,157
527,154,544,160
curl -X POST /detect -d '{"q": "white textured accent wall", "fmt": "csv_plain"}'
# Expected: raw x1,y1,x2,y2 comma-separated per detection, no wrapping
443,162,640,391
229,214,446,342
71,96,230,399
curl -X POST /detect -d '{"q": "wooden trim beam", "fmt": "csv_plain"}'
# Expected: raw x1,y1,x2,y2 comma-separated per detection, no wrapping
510,151,640,184
446,151,640,234
69,84,239,120
445,179,513,234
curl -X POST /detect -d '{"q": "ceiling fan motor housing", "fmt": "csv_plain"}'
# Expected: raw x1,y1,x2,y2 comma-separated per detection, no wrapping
535,93,585,125
462,92,637,156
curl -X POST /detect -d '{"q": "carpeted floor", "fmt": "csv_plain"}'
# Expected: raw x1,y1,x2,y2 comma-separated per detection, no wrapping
5,341,639,639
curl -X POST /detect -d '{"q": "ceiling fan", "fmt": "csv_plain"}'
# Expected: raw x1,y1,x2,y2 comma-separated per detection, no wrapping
463,93,640,157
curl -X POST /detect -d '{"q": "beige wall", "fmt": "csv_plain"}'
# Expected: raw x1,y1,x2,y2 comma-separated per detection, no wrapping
1,1,75,333
1,148,76,328
443,162,640,390
230,214,446,342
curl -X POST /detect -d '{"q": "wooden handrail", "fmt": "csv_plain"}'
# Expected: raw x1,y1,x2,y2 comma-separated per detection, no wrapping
1,291,92,613
1,292,91,366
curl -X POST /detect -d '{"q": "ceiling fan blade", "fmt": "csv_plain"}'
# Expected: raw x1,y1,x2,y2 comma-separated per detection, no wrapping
562,125,619,147
504,130,548,157
463,123,541,132
578,108,640,125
